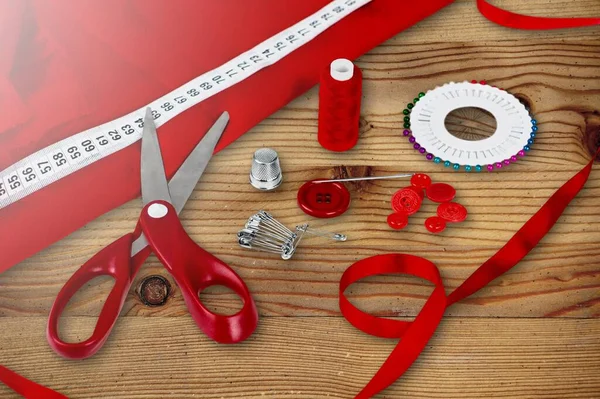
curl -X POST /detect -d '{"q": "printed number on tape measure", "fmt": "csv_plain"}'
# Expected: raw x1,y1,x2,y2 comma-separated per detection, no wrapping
0,0,372,211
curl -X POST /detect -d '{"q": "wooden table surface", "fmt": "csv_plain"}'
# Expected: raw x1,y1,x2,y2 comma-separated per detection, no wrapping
1,1,599,398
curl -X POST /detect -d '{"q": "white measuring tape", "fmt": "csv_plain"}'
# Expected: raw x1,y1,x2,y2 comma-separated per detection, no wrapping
0,0,371,211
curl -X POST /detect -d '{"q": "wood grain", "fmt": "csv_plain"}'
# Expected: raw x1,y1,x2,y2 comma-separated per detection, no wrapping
2,242,599,319
1,1,599,398
1,317,599,399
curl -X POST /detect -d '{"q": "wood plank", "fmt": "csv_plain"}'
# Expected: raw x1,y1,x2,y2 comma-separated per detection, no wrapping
2,242,599,318
0,317,598,399
15,166,600,248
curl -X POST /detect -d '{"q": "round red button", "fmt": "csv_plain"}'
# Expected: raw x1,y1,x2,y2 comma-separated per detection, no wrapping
437,202,467,223
387,212,409,230
297,180,351,218
425,216,447,233
391,186,423,215
410,173,432,189
426,183,456,203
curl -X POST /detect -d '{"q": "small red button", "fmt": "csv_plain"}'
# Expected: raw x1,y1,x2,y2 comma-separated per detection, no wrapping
426,183,456,203
437,202,467,223
298,180,351,218
410,173,432,190
391,186,423,215
387,212,408,230
425,216,446,233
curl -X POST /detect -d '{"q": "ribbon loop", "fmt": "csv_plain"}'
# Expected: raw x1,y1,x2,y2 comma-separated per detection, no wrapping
342,151,599,398
340,254,448,397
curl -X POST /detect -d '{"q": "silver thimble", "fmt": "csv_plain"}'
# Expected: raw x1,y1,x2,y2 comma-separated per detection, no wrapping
249,148,283,191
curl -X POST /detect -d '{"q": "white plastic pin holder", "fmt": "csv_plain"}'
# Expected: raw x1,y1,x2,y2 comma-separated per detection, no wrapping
404,81,538,172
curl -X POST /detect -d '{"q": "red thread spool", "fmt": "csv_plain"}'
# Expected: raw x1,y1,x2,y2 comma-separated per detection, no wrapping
318,59,362,152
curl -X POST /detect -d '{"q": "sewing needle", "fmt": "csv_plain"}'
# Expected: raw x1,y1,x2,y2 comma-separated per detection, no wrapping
312,173,414,184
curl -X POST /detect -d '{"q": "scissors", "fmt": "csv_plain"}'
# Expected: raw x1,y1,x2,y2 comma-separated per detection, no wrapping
47,109,258,359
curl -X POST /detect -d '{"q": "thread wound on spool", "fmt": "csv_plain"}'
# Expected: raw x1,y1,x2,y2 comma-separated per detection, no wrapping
318,59,362,152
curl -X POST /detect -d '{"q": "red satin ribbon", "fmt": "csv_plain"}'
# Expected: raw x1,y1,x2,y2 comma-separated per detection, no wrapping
0,366,67,399
477,0,600,29
340,152,599,398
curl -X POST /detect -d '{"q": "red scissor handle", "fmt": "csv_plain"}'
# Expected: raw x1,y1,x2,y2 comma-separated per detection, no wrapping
139,200,258,343
47,233,148,359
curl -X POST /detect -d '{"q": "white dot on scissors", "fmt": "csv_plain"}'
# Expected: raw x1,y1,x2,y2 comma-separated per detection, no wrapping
148,203,168,219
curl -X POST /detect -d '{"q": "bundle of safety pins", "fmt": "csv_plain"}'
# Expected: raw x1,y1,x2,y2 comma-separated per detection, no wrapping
237,211,346,260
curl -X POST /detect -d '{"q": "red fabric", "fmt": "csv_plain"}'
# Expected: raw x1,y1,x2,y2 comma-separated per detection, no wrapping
340,151,599,398
0,0,455,274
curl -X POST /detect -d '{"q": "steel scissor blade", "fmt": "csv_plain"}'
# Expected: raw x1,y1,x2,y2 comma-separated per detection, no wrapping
168,111,229,215
131,111,229,257
141,107,171,207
